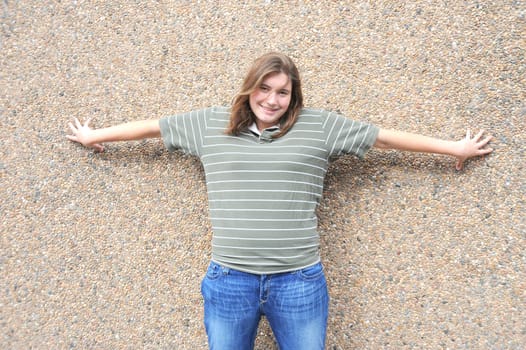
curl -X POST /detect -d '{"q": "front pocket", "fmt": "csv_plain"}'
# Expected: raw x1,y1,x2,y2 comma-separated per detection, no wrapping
297,263,324,281
205,261,222,280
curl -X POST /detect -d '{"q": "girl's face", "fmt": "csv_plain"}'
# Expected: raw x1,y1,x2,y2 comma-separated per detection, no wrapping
249,72,292,131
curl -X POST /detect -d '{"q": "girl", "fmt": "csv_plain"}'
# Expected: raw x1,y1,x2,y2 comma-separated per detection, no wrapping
67,52,493,350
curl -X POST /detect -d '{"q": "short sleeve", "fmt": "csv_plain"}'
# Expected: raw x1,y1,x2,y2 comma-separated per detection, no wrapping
323,111,379,158
159,108,211,156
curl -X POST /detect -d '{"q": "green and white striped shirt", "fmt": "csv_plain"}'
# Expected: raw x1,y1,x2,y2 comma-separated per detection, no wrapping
160,106,379,274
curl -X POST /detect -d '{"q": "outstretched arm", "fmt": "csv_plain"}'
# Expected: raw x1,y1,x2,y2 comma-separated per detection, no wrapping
67,118,161,152
374,128,493,170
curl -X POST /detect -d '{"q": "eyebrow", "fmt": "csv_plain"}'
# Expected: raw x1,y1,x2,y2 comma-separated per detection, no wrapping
260,83,290,92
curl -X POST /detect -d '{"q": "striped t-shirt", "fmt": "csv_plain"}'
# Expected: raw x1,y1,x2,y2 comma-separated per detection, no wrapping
159,106,379,274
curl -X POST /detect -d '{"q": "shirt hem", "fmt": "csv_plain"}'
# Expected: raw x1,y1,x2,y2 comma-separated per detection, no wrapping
210,257,322,275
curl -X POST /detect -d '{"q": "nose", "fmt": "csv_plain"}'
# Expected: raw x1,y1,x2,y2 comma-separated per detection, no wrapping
265,92,278,106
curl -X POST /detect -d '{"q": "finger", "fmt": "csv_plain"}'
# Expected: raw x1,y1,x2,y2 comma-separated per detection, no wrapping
73,118,84,131
93,143,105,152
476,135,492,147
473,136,493,153
68,122,76,134
466,129,471,140
482,134,492,143
84,118,92,128
455,158,464,171
66,134,77,142
478,146,494,155
473,129,485,142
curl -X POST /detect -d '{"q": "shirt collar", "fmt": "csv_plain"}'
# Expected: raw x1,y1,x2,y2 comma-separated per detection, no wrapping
248,122,280,136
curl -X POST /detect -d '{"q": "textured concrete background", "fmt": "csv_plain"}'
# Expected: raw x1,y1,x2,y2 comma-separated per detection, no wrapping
1,1,524,349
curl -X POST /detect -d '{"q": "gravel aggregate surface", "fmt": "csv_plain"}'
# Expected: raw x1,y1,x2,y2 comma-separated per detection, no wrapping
1,1,524,349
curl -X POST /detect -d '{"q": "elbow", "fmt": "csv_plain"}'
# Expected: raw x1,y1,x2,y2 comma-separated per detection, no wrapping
373,139,390,149
373,129,393,149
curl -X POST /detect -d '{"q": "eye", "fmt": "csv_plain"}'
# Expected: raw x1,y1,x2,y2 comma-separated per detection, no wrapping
279,90,290,96
259,85,270,92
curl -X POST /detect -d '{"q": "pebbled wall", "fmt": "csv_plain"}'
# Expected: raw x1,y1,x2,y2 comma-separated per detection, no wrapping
1,2,524,349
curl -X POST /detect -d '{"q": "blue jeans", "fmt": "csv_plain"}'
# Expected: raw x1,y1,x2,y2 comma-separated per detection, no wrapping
201,261,329,350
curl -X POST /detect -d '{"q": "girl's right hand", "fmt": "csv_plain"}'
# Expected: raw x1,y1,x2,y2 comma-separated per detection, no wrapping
66,118,105,152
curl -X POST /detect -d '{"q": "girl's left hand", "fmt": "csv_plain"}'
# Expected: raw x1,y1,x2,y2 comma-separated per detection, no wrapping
455,129,493,170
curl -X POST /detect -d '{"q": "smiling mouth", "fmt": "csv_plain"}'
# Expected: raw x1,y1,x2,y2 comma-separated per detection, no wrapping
260,105,279,114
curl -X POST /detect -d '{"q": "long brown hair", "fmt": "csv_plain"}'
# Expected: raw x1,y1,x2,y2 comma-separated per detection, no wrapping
226,52,303,138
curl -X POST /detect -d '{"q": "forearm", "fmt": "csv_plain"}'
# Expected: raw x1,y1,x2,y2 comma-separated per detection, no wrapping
84,120,161,144
374,129,461,157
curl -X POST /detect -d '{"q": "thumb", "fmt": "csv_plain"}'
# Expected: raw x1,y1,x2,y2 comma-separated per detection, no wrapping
93,143,105,153
455,158,464,171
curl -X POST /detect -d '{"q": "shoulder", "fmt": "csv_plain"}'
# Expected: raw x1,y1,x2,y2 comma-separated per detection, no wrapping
285,108,331,136
296,108,346,128
161,106,230,123
186,106,231,120
206,106,231,127
298,108,329,117
209,105,231,115
298,108,346,120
